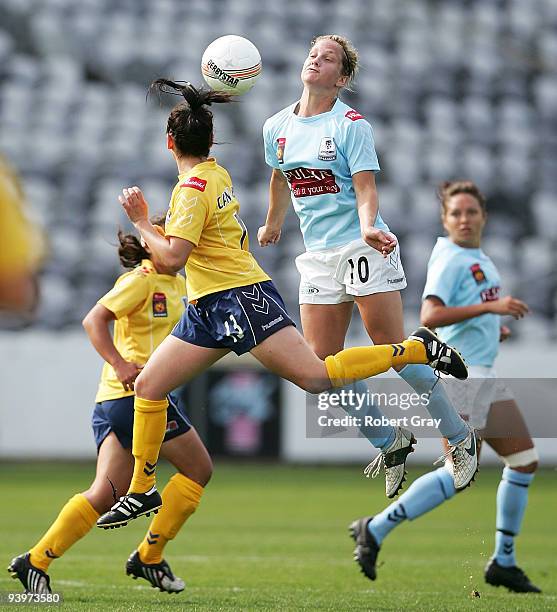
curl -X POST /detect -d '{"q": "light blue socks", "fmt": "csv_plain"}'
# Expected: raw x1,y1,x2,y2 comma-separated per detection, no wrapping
398,364,468,445
493,467,535,567
366,464,535,569
368,467,456,545
335,380,396,449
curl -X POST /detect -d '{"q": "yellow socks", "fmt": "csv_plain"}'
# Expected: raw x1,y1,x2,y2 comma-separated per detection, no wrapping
325,340,428,387
29,494,99,572
137,474,203,564
129,396,169,494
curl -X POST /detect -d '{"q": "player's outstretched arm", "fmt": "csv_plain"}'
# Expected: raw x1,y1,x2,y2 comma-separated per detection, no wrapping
258,169,290,246
421,295,530,329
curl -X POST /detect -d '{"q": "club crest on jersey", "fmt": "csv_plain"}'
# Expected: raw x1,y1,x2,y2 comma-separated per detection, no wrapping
181,176,207,192
277,137,286,164
165,420,178,433
470,263,486,285
152,292,168,317
318,137,336,161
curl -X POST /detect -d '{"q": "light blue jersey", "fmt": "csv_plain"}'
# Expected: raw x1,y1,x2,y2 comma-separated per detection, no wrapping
263,99,389,252
423,237,502,367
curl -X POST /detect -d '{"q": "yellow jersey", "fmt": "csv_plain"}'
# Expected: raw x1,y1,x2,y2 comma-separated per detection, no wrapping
165,158,270,301
95,259,186,402
0,156,46,276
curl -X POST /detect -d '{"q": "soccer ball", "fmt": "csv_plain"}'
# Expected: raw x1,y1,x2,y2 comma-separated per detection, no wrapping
201,35,262,95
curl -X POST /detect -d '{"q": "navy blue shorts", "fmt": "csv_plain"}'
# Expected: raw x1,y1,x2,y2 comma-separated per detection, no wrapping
172,280,295,355
92,393,191,452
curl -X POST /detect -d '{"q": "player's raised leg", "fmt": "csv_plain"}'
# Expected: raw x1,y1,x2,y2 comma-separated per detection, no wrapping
249,323,461,394
96,338,228,529
251,323,466,497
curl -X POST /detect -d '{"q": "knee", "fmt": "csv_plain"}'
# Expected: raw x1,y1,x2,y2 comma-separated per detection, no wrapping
295,375,330,394
502,447,539,473
201,460,213,487
512,461,538,474
196,454,213,487
82,484,115,514
134,371,164,400
176,449,213,488
133,372,151,399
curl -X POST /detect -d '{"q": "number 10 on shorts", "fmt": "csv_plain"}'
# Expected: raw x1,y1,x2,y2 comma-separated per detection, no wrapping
347,256,370,284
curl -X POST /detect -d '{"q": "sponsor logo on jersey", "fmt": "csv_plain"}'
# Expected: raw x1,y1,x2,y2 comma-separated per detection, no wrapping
277,137,286,164
387,276,405,284
181,176,207,192
152,292,168,317
470,263,486,284
345,109,364,121
283,167,340,197
481,286,500,302
318,137,336,161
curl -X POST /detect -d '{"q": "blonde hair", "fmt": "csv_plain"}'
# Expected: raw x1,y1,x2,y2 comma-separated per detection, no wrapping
310,34,359,88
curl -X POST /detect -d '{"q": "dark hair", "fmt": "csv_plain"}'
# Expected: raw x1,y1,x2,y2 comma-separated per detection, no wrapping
117,214,165,269
149,79,233,157
438,180,487,213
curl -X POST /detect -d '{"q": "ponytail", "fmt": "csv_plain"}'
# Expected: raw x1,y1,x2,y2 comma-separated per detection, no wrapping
149,79,233,157
117,214,165,269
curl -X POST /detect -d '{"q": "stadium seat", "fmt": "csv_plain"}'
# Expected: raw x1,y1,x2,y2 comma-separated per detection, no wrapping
0,0,555,331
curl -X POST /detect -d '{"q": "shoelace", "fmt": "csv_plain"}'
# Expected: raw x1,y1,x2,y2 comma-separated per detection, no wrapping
107,476,119,504
109,494,130,511
433,445,456,466
363,453,384,478
429,369,442,394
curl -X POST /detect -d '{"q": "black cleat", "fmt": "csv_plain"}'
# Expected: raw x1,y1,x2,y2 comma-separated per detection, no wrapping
7,553,51,594
484,559,541,593
97,486,162,529
409,327,468,380
126,550,185,593
348,516,380,581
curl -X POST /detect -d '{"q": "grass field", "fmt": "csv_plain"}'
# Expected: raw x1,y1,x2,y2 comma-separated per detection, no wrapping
0,462,555,611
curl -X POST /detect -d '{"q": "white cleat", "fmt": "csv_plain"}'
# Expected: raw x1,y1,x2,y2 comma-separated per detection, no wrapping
434,426,479,490
364,427,417,498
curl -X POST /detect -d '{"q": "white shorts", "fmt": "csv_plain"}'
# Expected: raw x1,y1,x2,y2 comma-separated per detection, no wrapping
296,237,407,304
443,366,515,429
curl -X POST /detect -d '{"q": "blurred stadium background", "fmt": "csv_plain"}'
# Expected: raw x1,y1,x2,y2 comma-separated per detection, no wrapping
1,0,556,464
1,2,556,608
